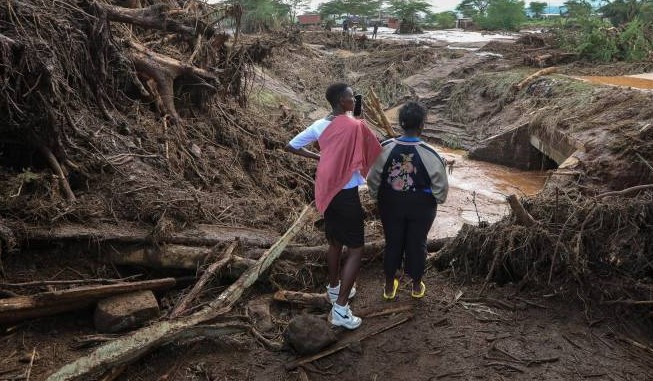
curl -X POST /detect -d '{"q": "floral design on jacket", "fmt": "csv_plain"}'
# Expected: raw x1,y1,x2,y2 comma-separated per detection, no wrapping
387,153,417,191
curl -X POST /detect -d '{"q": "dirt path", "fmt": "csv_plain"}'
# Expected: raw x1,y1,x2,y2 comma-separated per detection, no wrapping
94,262,650,381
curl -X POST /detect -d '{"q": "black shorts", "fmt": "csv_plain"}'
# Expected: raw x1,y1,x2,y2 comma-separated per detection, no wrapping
324,187,364,248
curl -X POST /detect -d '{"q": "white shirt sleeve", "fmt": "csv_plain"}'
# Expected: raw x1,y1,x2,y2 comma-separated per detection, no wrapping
288,119,329,149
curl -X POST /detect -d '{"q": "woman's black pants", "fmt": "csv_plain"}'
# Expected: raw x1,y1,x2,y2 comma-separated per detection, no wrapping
379,190,437,281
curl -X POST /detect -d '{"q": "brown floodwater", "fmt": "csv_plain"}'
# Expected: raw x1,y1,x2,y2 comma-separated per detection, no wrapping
578,74,653,89
428,145,549,239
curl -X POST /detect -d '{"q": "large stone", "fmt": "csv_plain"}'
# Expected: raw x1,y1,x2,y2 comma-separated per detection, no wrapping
283,314,337,355
94,290,160,333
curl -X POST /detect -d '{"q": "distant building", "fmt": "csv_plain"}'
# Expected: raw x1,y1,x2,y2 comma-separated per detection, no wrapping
456,17,473,29
297,14,321,26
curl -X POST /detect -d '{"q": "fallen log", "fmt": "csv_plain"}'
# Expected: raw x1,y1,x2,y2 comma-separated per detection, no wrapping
169,240,240,318
46,204,315,381
512,67,557,91
107,244,255,271
109,244,248,271
276,238,451,262
22,223,276,248
108,238,450,271
0,278,177,324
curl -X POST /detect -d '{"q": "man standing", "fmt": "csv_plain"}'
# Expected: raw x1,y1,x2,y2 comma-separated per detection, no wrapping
286,83,382,329
372,23,379,39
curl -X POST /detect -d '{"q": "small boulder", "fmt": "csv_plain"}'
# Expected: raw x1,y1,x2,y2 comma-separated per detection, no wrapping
94,290,160,333
283,314,337,355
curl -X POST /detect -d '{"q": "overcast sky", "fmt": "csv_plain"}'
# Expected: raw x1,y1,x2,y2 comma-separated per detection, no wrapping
305,1,565,12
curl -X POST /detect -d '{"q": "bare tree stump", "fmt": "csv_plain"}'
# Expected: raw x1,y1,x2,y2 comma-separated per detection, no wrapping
506,194,537,227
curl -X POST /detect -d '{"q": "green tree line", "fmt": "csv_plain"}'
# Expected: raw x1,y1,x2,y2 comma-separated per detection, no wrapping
221,0,653,62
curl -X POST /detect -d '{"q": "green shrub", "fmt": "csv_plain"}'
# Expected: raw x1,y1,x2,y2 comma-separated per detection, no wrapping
553,13,653,62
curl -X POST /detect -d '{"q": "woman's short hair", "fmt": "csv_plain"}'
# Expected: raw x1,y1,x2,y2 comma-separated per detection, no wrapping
399,101,426,131
325,83,349,109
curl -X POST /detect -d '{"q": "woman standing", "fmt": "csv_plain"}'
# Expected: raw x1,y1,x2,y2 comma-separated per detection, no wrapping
286,83,381,329
367,101,448,299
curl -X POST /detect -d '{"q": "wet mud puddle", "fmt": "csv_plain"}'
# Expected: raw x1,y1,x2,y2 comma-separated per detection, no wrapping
429,146,548,239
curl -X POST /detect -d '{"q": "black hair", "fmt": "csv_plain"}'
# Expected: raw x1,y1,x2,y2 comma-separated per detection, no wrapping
325,83,349,109
398,101,426,132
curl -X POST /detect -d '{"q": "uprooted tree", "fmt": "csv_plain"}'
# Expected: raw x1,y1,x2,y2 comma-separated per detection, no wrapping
0,0,310,237
1,0,244,200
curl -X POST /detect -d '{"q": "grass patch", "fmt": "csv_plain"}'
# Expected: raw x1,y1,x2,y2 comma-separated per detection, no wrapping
447,71,526,123
440,134,464,149
252,88,284,108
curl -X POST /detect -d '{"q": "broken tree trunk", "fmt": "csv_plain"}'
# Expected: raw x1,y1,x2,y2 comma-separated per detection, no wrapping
169,240,240,318
0,278,176,324
46,204,314,381
95,2,211,38
506,194,537,227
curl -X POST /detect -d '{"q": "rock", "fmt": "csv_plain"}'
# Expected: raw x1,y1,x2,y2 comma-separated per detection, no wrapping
283,314,337,355
349,340,363,354
190,143,202,158
94,290,160,333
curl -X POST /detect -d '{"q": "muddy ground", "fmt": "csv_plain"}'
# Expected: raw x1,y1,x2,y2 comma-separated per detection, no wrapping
1,6,653,381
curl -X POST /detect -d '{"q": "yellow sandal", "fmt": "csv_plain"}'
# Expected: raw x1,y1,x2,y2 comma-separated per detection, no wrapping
383,279,399,300
411,281,426,299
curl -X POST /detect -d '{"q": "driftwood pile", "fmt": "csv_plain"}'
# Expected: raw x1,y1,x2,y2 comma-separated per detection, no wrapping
435,187,653,318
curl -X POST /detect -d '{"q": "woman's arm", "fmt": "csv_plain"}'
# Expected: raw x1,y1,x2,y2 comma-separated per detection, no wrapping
286,119,329,161
285,144,320,160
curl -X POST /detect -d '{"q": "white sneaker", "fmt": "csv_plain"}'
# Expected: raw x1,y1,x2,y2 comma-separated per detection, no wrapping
326,282,357,304
330,303,362,330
